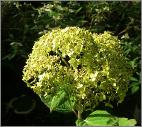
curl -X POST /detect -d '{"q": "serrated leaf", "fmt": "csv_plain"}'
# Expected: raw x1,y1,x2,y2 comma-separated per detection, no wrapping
56,96,75,112
50,90,66,112
40,92,75,113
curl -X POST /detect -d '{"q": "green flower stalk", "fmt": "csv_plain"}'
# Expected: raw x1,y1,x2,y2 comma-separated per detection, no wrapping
22,27,131,117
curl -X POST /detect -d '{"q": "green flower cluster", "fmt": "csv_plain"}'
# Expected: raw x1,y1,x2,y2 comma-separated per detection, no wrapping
22,27,131,113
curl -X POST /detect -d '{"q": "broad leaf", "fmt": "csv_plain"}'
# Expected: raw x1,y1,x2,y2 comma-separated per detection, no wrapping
130,77,138,82
84,110,113,126
130,82,140,87
118,118,137,126
76,119,87,126
131,85,139,94
56,96,76,112
40,91,75,112
105,103,113,108
75,110,136,126
50,90,66,112
128,119,137,126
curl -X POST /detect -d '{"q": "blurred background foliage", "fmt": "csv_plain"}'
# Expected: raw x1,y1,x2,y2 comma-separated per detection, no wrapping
1,1,141,126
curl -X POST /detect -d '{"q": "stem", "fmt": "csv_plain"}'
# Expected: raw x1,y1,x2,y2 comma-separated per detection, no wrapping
61,57,70,67
78,111,82,119
58,51,70,67
72,110,82,119
72,109,78,118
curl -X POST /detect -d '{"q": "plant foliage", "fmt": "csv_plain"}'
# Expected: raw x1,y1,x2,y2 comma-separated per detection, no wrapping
2,1,140,126
22,27,131,117
76,110,136,126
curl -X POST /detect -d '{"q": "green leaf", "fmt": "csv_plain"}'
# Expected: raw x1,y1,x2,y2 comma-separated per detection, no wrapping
129,60,137,69
84,110,113,126
85,117,110,126
40,91,75,113
99,92,106,101
130,77,138,82
107,118,119,126
50,90,66,112
131,85,139,94
75,7,82,14
128,119,137,126
130,82,140,87
69,58,78,68
76,110,137,126
56,96,75,112
76,119,87,126
118,118,137,126
105,103,113,108
40,94,53,108
88,110,111,116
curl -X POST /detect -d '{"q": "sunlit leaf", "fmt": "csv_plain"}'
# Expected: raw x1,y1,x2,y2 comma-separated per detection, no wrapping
76,119,87,126
84,110,112,126
50,90,66,112
118,118,137,126
76,110,136,126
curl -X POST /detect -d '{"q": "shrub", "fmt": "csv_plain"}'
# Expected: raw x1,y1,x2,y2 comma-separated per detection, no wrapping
22,27,131,118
